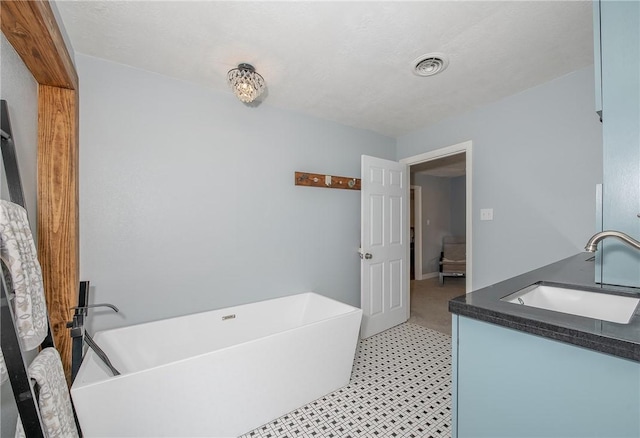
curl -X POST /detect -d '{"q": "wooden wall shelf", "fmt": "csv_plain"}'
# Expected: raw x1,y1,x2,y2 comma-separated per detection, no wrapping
295,171,361,190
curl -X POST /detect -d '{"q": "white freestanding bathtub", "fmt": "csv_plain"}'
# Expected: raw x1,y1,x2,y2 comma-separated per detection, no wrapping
71,292,362,437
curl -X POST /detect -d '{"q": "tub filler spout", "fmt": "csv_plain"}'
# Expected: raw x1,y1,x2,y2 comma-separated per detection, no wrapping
68,301,121,381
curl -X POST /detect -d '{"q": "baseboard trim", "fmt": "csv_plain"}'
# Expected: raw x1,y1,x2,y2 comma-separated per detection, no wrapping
422,272,439,280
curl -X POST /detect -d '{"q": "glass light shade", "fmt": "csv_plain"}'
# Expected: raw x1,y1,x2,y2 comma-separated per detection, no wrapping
227,63,265,103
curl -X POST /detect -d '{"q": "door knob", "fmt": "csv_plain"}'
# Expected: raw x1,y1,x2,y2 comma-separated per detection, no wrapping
359,252,372,260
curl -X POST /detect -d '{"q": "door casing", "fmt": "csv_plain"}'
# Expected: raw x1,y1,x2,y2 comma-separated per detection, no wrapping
400,140,473,293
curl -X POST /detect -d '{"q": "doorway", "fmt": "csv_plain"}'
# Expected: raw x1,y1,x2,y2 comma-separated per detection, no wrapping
400,141,472,335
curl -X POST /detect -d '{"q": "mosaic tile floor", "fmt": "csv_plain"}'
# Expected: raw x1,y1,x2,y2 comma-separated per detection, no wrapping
240,323,452,438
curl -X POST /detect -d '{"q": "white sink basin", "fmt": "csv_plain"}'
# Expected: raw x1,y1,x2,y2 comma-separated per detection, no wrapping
502,284,640,324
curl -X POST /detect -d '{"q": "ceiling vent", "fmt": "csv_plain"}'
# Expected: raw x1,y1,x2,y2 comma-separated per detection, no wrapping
413,54,449,77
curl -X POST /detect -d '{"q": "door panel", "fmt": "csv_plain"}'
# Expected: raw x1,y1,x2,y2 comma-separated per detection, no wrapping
370,195,384,246
390,259,402,309
390,196,402,244
369,263,384,316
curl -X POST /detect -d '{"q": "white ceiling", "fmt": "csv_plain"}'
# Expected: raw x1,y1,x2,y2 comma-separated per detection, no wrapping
55,0,594,138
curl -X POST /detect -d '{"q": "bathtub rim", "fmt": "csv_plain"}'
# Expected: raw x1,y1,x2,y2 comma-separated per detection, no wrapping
71,291,362,389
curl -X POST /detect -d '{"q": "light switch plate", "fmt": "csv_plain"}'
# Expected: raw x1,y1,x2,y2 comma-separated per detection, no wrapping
480,208,493,221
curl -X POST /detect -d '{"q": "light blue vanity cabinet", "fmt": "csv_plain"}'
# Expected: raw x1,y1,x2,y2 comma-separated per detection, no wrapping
451,315,640,438
597,0,640,287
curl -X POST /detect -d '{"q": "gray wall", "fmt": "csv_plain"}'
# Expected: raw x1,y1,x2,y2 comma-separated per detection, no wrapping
398,66,603,290
0,35,39,231
412,174,451,274
450,175,466,238
77,54,396,333
0,33,39,438
411,174,467,275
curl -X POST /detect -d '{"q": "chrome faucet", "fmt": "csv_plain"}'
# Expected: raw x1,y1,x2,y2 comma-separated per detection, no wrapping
67,302,121,377
73,303,120,313
584,230,640,252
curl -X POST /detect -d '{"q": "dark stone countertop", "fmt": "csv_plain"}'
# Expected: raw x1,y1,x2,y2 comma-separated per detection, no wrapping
449,253,640,362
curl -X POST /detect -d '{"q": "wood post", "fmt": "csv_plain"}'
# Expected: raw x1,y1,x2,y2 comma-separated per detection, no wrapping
37,85,79,382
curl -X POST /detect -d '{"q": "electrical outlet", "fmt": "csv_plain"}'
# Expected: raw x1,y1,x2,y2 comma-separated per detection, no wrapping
480,208,494,221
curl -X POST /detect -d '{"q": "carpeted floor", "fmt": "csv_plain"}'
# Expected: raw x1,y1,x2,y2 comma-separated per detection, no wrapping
408,277,466,335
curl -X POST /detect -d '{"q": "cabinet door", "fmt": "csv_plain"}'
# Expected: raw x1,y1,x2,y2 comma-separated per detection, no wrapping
600,0,640,287
454,316,640,438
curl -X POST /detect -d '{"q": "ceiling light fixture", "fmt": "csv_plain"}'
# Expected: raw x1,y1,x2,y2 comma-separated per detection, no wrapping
412,53,449,77
227,63,265,103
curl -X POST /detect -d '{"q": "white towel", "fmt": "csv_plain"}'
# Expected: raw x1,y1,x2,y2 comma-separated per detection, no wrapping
0,200,48,351
14,348,79,438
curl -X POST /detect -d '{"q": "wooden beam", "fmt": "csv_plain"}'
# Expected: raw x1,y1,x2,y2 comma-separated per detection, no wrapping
37,85,78,382
2,0,80,382
1,0,78,90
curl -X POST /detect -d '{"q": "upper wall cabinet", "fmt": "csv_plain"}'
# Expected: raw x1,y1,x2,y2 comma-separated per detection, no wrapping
597,0,640,287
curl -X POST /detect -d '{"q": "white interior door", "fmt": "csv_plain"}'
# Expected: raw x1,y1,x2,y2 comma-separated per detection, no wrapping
360,155,409,338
